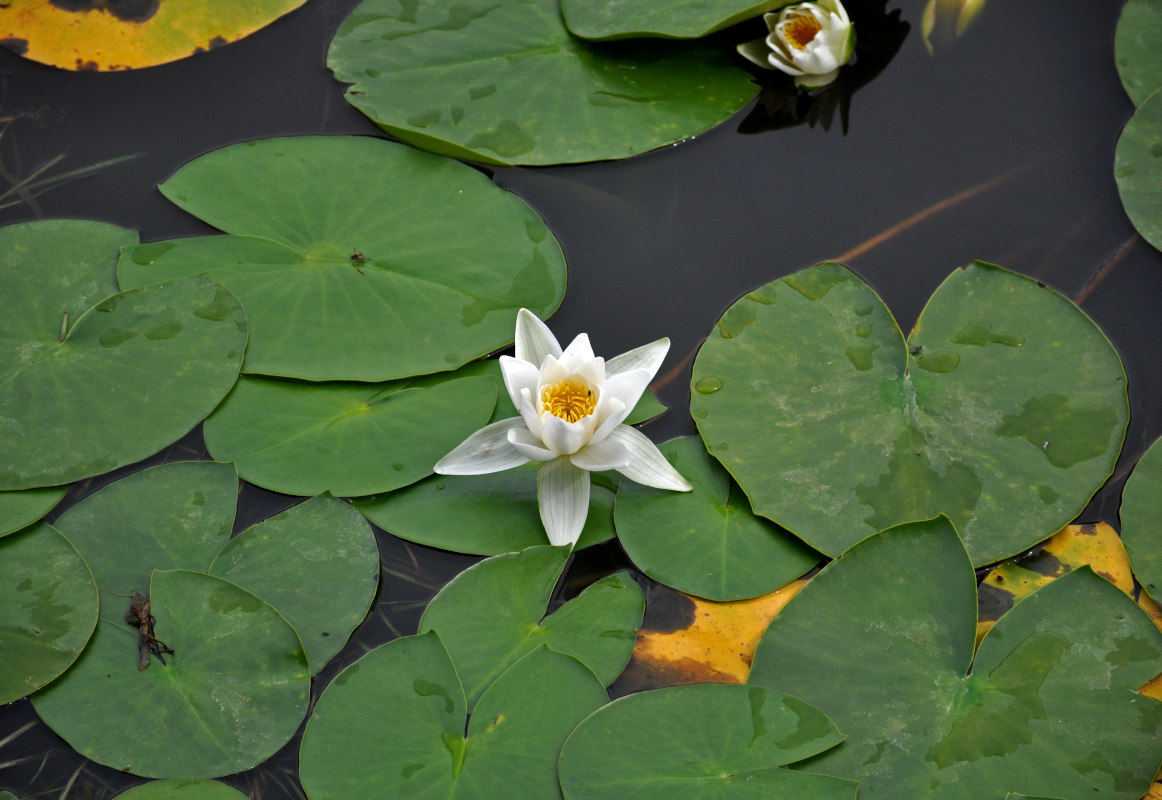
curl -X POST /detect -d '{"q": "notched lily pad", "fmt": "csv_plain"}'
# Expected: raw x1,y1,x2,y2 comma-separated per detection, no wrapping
32,569,310,779
748,517,1162,799
299,632,608,799
559,683,856,799
0,0,307,71
203,371,497,497
562,0,794,40
0,219,247,490
118,136,566,381
0,522,98,704
326,0,759,165
419,545,643,707
691,261,1128,565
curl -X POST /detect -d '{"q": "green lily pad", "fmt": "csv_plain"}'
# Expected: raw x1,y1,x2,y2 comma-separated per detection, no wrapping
353,463,618,554
559,683,856,799
1115,0,1162,105
204,372,496,497
208,494,379,673
51,461,238,596
299,632,608,799
747,517,1162,799
419,545,643,707
118,136,565,381
0,219,246,490
0,522,98,704
691,262,1128,565
326,0,759,166
562,0,793,40
1116,89,1162,254
1120,436,1162,600
113,779,248,800
0,485,67,537
32,569,310,779
615,436,818,600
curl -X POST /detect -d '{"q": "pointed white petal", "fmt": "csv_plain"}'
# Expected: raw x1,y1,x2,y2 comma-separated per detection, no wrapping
577,356,606,386
606,426,693,491
601,368,653,419
588,397,628,446
434,418,530,475
571,438,630,471
560,333,595,369
737,37,774,68
539,355,568,386
518,388,544,439
514,308,561,367
606,337,669,381
537,458,590,548
508,427,558,462
500,355,540,410
541,414,589,455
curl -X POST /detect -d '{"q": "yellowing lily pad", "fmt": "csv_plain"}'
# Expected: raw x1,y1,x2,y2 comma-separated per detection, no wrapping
0,0,306,71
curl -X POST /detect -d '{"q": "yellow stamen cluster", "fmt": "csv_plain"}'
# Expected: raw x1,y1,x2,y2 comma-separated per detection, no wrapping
783,14,823,50
541,378,596,423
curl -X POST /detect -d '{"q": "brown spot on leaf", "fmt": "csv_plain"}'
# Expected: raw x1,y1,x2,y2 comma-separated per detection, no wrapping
50,0,160,23
74,58,99,70
207,35,228,49
0,37,28,54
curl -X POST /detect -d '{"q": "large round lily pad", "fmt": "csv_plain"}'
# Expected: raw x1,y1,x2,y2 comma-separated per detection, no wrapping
209,494,379,673
1116,89,1162,254
203,372,496,497
118,136,566,381
326,0,759,165
748,517,1162,799
0,219,247,490
0,522,98,704
691,262,1128,565
1120,436,1162,599
562,0,792,40
1115,0,1162,105
113,779,248,800
299,632,608,799
559,683,855,799
0,486,67,537
32,569,310,779
419,545,643,707
615,436,818,600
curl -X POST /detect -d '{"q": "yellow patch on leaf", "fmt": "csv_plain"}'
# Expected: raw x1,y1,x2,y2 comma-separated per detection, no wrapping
0,0,306,71
615,578,808,694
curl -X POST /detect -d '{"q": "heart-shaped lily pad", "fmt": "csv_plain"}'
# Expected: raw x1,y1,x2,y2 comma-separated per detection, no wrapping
0,220,246,490
326,0,759,165
208,494,379,673
0,486,67,537
691,262,1128,565
204,372,496,497
1116,90,1162,254
0,522,98,704
113,779,248,800
118,136,565,381
32,569,310,779
747,517,1162,799
559,683,856,799
1119,436,1162,600
299,632,608,799
562,0,793,40
615,436,818,600
1116,0,1162,105
419,545,643,707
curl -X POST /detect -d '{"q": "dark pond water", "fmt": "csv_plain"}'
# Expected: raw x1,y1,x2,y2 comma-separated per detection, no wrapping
1,0,1160,796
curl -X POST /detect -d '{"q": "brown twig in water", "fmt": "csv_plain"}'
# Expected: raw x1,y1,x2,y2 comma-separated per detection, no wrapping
649,338,703,394
1073,236,1136,305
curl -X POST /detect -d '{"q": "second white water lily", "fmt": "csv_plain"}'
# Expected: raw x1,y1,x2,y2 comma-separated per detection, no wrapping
434,309,691,548
738,0,855,89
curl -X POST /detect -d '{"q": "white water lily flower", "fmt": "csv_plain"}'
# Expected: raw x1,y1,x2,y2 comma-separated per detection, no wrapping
434,309,692,548
737,0,855,90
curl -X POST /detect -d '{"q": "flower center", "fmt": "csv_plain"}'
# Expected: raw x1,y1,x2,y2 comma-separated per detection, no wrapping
782,14,823,50
541,378,596,423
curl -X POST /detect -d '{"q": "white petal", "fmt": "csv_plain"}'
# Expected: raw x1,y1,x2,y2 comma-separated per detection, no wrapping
588,397,628,446
434,418,530,475
541,414,591,456
577,357,606,387
500,355,539,411
508,427,557,462
600,368,652,419
606,337,669,381
518,388,544,439
514,308,561,367
560,333,595,370
605,426,693,491
537,458,590,548
737,37,776,68
539,355,569,386
571,438,630,471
